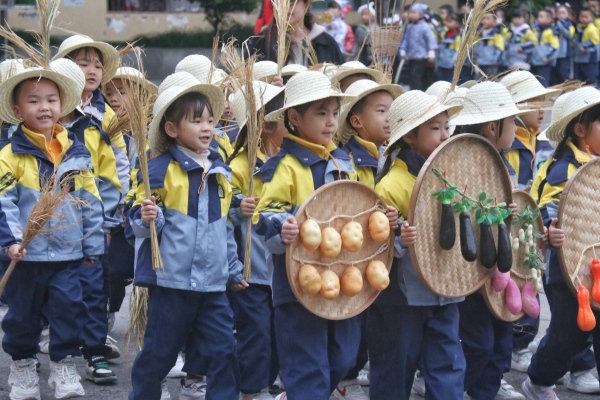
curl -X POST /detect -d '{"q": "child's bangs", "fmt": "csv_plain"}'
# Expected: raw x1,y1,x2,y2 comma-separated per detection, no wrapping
164,92,214,126
12,77,61,105
67,47,104,65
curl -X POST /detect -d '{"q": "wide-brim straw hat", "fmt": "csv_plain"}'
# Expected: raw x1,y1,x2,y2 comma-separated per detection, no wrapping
231,80,285,132
336,79,405,144
265,71,355,121
148,73,225,154
451,82,534,126
0,59,25,81
111,66,158,97
281,64,307,77
52,34,120,84
330,61,384,85
425,81,468,112
175,55,228,86
50,58,86,97
253,61,278,82
546,87,600,142
386,90,463,154
499,70,562,104
459,80,478,89
0,60,83,124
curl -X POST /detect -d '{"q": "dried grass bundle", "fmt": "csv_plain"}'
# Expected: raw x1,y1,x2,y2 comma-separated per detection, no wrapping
220,38,247,92
208,35,220,84
117,41,140,57
125,286,148,351
36,0,60,65
272,0,293,75
549,80,587,93
104,109,131,140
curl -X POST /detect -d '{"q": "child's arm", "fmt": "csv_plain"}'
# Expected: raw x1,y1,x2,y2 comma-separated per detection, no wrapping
0,156,23,256
129,172,165,238
77,171,105,259
580,26,600,52
426,25,438,62
226,220,245,286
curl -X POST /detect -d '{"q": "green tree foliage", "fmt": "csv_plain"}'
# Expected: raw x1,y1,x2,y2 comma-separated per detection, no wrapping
199,0,260,32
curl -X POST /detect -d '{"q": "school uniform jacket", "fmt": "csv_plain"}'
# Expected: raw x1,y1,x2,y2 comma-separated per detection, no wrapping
341,135,379,188
475,26,505,66
438,28,461,69
253,133,355,306
531,24,560,66
504,23,536,69
505,125,553,188
130,145,243,292
0,124,104,262
556,19,576,59
574,22,600,63
400,19,438,60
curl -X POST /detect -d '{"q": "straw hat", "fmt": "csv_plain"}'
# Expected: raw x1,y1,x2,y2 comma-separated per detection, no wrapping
386,90,463,153
231,81,285,132
52,35,120,84
111,66,159,97
265,71,355,121
459,80,478,89
451,82,533,126
499,71,562,104
148,72,225,154
0,60,84,124
158,71,204,96
253,61,278,82
330,61,384,85
318,63,340,79
0,59,25,81
50,58,86,97
175,55,227,86
336,79,405,144
545,87,600,142
281,64,307,77
425,81,468,111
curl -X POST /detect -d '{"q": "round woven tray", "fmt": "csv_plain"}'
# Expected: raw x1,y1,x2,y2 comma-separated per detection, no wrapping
408,134,513,298
557,158,600,310
286,180,394,320
482,190,546,321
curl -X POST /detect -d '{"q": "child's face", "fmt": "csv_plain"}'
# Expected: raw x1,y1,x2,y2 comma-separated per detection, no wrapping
439,9,449,21
220,90,233,124
590,1,600,14
519,96,545,130
537,12,553,26
73,48,103,94
512,16,525,26
263,120,286,148
360,8,372,24
328,6,342,18
575,120,600,156
340,74,371,93
288,0,308,27
288,97,340,145
350,91,394,147
166,107,214,152
488,116,517,151
408,9,423,22
481,13,496,28
104,78,125,112
557,7,569,20
13,78,62,139
405,112,450,159
580,11,594,25
446,19,460,30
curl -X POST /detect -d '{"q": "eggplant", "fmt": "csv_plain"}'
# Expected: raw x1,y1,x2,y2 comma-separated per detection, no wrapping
439,203,456,250
459,212,477,261
479,222,497,268
496,223,513,273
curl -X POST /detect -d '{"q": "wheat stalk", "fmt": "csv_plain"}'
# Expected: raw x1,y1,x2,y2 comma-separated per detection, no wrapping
125,286,148,351
35,0,60,65
104,108,131,140
272,0,295,75
208,35,220,84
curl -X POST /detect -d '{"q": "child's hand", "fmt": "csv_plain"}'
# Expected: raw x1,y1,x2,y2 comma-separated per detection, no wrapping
542,57,548,64
281,215,299,244
427,56,435,63
386,206,399,230
8,244,25,262
542,226,549,243
580,46,586,53
141,196,158,224
231,280,249,291
240,197,259,218
517,47,523,53
548,218,565,248
508,202,518,217
400,221,417,245
271,76,284,87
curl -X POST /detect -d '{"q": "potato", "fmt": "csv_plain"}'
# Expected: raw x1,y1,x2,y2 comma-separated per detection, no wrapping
300,219,322,250
341,266,363,297
341,221,363,252
298,264,321,296
320,227,342,258
366,260,390,290
369,211,390,242
320,270,340,300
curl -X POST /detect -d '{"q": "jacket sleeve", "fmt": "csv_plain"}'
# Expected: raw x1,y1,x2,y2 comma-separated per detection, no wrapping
95,137,125,232
426,25,438,58
129,174,165,239
0,155,22,253
77,170,105,258
228,157,248,227
226,221,244,284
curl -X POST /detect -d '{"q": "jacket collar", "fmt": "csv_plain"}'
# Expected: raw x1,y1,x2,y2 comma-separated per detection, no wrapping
167,143,231,179
510,126,540,153
395,148,426,177
282,132,349,166
345,136,379,168
567,140,593,165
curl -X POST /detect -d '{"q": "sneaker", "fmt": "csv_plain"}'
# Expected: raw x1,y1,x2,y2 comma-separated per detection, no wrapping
38,327,50,354
48,357,85,399
179,378,207,400
8,358,40,400
85,355,117,384
511,349,532,372
567,370,600,394
240,390,274,400
331,381,369,400
496,379,525,399
521,378,558,400
528,337,542,354
555,376,564,385
411,371,425,396
167,352,186,379
105,335,121,360
356,368,369,386
32,354,41,372
107,312,115,333
274,394,286,400
161,379,171,400
269,375,285,395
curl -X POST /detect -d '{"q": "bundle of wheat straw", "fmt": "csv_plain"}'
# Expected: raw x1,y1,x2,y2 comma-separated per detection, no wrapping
272,0,294,75
104,109,131,140
125,286,148,351
208,35,220,84
549,80,586,93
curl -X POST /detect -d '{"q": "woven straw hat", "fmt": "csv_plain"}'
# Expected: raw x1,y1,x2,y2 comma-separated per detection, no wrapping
386,90,463,153
231,81,285,132
50,58,86,97
52,35,119,84
425,81,468,112
459,80,478,89
330,61,384,85
111,66,158,97
148,72,225,154
0,59,84,124
282,64,307,77
336,79,405,144
175,55,227,86
451,82,533,126
265,71,355,121
158,71,203,96
0,59,25,81
253,61,278,82
545,87,600,142
499,71,562,104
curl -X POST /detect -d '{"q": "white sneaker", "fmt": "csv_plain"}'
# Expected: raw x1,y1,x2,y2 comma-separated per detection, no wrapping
161,379,171,400
511,349,532,372
38,327,50,354
105,335,121,360
411,371,425,396
179,378,207,400
8,358,40,400
356,368,369,386
48,357,85,399
496,379,525,399
331,381,369,400
528,337,542,354
567,370,600,394
521,378,558,400
167,352,186,379
274,394,287,400
240,390,274,400
107,312,115,333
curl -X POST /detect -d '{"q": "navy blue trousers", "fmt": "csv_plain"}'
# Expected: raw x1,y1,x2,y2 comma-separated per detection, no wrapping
107,228,134,313
531,65,552,87
459,293,513,400
575,62,598,87
528,281,599,386
274,302,360,400
1,260,85,362
552,58,571,85
344,310,369,380
437,67,454,83
513,295,540,351
228,284,279,394
79,260,111,359
367,303,465,400
129,286,239,400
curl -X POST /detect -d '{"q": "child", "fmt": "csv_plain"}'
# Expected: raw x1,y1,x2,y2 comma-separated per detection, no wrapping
353,2,376,66
505,9,536,72
0,60,104,400
400,3,438,90
552,4,576,85
522,86,600,399
370,90,465,399
574,9,600,86
323,0,348,53
437,13,462,83
129,73,243,400
438,3,454,25
331,61,384,92
531,10,560,87
474,11,505,77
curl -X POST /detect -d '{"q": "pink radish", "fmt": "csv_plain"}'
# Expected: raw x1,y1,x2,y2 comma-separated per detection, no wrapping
521,282,540,318
505,279,522,315
492,269,510,292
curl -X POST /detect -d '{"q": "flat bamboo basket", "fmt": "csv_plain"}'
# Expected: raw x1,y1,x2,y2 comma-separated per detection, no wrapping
482,190,545,321
408,134,513,297
557,158,600,310
286,180,394,320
